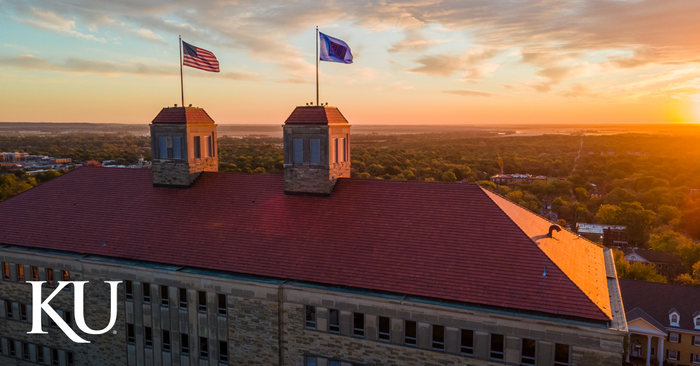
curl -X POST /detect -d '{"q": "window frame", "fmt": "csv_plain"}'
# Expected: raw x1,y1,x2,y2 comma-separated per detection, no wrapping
193,136,202,159
490,333,505,361
31,266,38,281
305,305,316,330
142,282,151,303
179,288,188,309
218,294,227,315
198,291,207,313
46,268,54,287
521,338,537,365
181,334,190,356
125,280,133,301
404,320,417,347
554,343,571,366
432,324,445,351
328,309,340,334
199,337,209,360
160,285,169,307
668,349,679,361
293,138,304,163
670,311,681,327
16,264,24,282
145,326,153,348
310,139,321,164
378,316,391,342
353,312,365,338
219,341,228,362
162,330,171,352
460,329,474,356
670,332,680,343
127,323,135,344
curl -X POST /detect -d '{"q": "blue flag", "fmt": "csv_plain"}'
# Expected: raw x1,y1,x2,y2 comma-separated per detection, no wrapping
319,32,353,64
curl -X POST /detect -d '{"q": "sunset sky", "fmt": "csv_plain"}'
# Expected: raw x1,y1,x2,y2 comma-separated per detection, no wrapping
1,0,699,125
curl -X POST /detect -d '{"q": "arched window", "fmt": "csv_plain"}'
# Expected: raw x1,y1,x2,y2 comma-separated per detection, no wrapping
669,311,680,326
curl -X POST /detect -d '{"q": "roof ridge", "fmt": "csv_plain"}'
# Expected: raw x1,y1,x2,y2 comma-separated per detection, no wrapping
478,186,612,322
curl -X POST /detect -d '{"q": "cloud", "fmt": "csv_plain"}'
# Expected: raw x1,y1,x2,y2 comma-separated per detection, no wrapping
409,47,500,78
443,89,503,97
0,55,260,80
388,29,446,53
17,8,106,42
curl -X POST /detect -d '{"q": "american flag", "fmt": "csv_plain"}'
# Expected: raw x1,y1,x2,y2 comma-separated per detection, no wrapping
182,41,219,73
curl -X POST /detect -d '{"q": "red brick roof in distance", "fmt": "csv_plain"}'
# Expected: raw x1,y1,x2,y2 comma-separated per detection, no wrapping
284,106,348,124
0,168,612,323
151,107,215,124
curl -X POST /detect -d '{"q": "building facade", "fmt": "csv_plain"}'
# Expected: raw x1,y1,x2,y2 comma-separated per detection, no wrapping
0,105,627,366
620,279,700,366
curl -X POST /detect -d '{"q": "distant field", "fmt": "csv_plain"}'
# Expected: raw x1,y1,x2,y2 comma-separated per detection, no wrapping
1,122,699,138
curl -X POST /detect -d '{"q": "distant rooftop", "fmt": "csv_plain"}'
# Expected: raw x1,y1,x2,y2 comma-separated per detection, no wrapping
151,106,215,124
284,106,349,125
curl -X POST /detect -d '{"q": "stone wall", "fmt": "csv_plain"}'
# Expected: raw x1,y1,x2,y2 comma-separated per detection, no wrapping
1,248,625,366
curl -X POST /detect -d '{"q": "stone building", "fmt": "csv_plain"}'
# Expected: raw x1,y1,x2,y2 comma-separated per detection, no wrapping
0,105,627,366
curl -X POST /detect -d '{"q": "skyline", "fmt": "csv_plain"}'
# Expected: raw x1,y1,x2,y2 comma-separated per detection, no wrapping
1,0,699,125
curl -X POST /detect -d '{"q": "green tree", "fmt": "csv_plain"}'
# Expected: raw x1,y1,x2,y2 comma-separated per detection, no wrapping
595,204,620,224
477,180,496,191
569,202,590,225
615,202,656,247
613,250,667,283
574,187,589,203
441,171,457,182
0,174,34,202
648,231,692,253
657,205,682,227
676,241,700,272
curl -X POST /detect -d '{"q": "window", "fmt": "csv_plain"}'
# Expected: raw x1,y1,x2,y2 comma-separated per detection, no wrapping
143,282,151,303
6,300,13,319
670,332,680,343
341,138,346,161
695,335,700,346
62,270,69,281
329,309,340,334
31,266,38,281
461,329,474,355
2,262,10,280
200,337,208,359
181,334,190,355
670,312,680,326
160,285,169,307
490,334,504,360
218,294,226,315
353,313,365,338
378,316,390,342
194,136,201,159
695,317,700,330
198,291,207,313
125,280,133,300
293,139,303,163
162,330,171,351
67,351,75,366
432,325,445,351
20,304,27,322
179,288,188,309
64,310,72,326
215,341,227,362
145,327,153,348
127,323,135,344
405,320,417,346
52,348,59,366
173,136,182,159
668,350,679,361
37,346,44,363
17,265,24,282
23,342,29,360
9,340,16,356
522,338,537,365
305,306,316,329
554,343,570,366
211,133,216,157
305,356,317,366
310,139,321,164
334,138,339,163
692,354,700,364
46,268,54,287
330,361,341,366
206,136,213,157
159,136,168,159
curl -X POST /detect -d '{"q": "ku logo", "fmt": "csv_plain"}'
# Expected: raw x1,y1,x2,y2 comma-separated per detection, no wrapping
27,281,122,344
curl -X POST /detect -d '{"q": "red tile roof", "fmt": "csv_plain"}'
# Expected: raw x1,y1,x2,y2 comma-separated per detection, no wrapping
284,106,349,124
483,189,613,320
151,107,215,124
0,168,611,322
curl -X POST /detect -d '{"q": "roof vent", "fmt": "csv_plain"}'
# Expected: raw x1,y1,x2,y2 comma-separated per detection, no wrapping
548,224,562,238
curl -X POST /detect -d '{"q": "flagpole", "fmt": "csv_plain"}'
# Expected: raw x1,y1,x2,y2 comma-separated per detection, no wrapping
179,35,184,108
316,26,319,107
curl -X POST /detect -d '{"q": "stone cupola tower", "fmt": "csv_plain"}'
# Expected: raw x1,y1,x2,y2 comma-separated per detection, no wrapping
283,106,351,196
150,106,218,188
